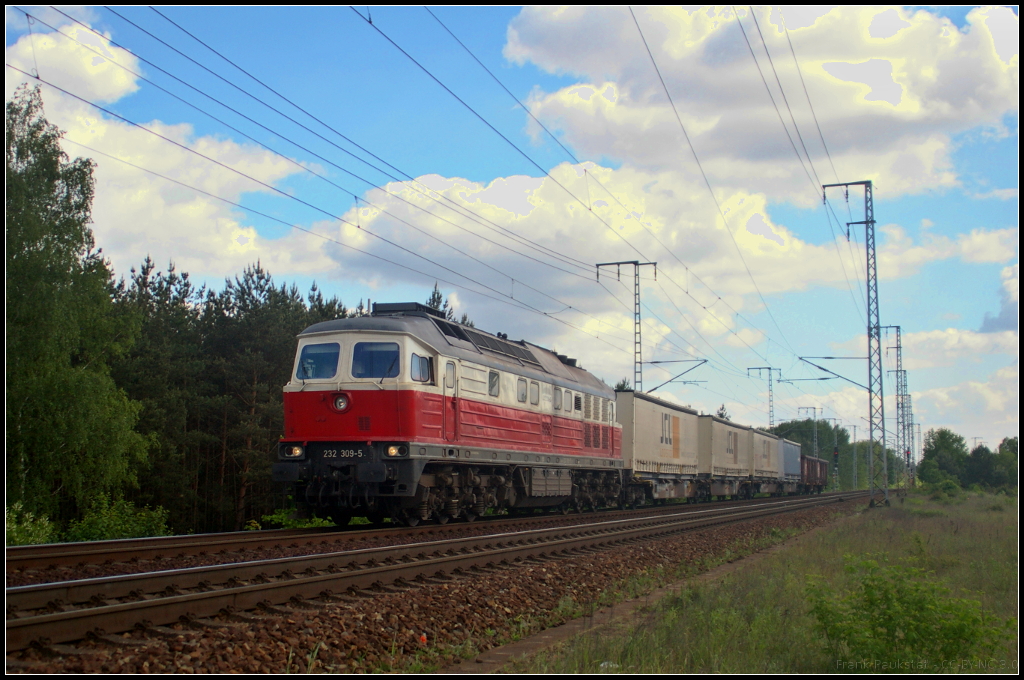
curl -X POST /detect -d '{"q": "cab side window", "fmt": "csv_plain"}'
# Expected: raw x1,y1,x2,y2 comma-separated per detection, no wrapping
411,354,432,382
554,387,562,410
529,381,540,405
445,362,455,389
517,378,527,403
489,371,500,397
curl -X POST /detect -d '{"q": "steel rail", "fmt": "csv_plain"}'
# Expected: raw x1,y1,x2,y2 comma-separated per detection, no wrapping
6,492,863,650
6,491,855,572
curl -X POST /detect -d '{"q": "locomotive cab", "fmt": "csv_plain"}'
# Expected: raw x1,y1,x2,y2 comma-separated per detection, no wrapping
273,322,442,522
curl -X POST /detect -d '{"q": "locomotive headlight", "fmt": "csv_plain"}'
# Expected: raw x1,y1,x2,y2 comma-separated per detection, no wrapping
333,394,349,411
386,445,408,457
387,445,400,457
284,445,304,458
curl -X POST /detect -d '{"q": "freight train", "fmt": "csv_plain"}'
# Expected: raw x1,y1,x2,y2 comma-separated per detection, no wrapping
272,302,828,526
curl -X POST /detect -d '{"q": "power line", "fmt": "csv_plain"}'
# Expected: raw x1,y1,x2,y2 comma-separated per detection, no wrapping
17,10,852,417
349,7,652,264
732,6,866,326
39,6,665,343
10,62,680,369
42,122,650,363
628,7,798,358
423,7,582,166
100,5,597,274
779,8,840,184
422,6,810,384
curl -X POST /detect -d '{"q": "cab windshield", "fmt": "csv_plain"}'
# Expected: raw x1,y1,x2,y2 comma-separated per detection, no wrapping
352,342,400,379
296,342,341,380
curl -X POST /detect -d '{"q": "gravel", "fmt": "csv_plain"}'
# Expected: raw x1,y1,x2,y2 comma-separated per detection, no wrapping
6,502,857,673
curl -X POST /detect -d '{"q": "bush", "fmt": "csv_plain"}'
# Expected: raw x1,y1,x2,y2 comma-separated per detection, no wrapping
256,507,335,530
65,493,170,542
5,502,57,546
807,554,1015,669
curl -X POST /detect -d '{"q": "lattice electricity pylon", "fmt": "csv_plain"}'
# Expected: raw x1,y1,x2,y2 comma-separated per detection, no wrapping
824,180,887,506
597,260,656,392
747,367,781,428
883,325,908,497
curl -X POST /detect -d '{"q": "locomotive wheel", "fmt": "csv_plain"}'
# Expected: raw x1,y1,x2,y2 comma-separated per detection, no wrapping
464,511,478,523
403,513,420,527
434,512,450,525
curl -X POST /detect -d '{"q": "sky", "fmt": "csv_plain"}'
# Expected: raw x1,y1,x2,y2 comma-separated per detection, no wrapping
6,6,1018,454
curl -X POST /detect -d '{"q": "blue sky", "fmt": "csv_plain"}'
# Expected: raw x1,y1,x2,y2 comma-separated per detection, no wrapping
6,6,1018,450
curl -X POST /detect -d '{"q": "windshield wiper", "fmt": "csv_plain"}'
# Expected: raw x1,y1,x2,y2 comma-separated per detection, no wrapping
379,355,399,385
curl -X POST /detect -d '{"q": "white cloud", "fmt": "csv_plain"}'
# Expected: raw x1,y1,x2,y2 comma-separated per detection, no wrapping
912,364,1018,443
6,17,333,283
875,223,1018,278
832,327,1018,370
981,263,1019,332
506,6,1018,204
5,23,139,103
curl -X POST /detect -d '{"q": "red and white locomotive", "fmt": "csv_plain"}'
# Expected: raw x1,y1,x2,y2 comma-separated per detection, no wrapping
273,302,624,526
272,302,827,526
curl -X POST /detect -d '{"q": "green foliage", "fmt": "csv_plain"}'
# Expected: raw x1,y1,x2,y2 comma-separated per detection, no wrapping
715,404,730,420
922,428,969,481
111,260,356,533
425,281,472,326
258,507,335,530
5,502,58,546
920,430,1016,489
64,493,170,542
614,377,632,391
6,85,148,521
806,554,1016,667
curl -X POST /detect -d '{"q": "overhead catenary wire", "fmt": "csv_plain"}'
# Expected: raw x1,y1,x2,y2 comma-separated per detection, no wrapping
106,5,705,360
95,5,598,275
628,7,798,359
156,3,827,403
40,117,655,364
413,6,847,416
141,5,601,275
36,6,665,345
19,11,860,419
5,66,684,365
404,4,812,378
732,6,867,326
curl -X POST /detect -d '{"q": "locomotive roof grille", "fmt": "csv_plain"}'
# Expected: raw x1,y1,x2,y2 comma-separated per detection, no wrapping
367,301,544,369
463,327,541,366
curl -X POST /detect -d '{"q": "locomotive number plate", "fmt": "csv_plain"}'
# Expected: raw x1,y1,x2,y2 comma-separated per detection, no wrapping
321,449,365,459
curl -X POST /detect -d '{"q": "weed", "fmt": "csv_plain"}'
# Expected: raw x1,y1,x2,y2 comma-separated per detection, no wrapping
907,508,946,518
807,554,1016,666
5,502,57,546
65,493,170,542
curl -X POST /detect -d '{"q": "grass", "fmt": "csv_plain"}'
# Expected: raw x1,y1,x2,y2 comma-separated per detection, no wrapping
513,490,1018,674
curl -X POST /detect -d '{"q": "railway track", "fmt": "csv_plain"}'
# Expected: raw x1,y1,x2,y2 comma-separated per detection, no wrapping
6,492,865,651
5,492,855,574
